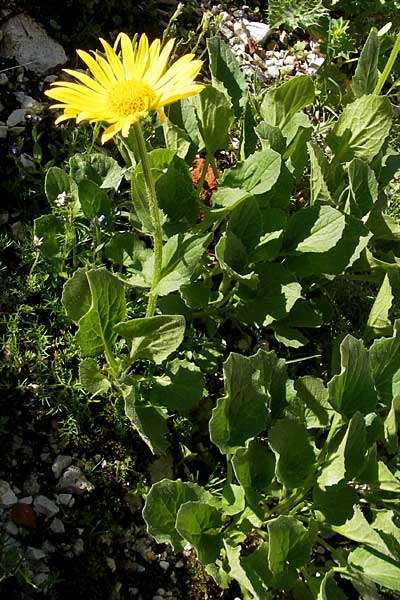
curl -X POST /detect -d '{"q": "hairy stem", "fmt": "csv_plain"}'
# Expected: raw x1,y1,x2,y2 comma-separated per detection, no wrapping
374,30,400,95
132,122,163,318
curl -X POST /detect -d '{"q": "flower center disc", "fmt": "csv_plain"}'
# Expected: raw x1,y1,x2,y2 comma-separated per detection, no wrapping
107,80,156,118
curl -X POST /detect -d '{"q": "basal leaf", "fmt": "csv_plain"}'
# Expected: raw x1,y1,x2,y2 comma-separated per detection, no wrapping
44,166,77,203
207,36,246,118
76,268,126,357
332,505,390,556
78,179,111,221
328,335,377,417
232,440,275,494
210,349,290,454
260,75,315,130
308,142,332,205
346,158,378,219
294,376,333,429
156,233,212,295
150,359,204,414
318,412,367,488
34,214,64,260
326,95,392,164
364,273,394,340
176,501,224,564
348,547,400,592
192,86,234,155
369,320,400,405
225,540,272,599
313,483,359,525
351,28,380,98
123,384,169,455
220,148,281,195
267,516,313,574
284,205,346,254
62,268,91,324
143,479,211,551
383,396,400,454
79,358,111,396
69,152,124,189
114,315,185,364
268,418,315,489
317,571,347,600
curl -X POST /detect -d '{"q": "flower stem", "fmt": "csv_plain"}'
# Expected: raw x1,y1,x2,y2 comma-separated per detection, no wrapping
374,30,400,95
132,122,163,318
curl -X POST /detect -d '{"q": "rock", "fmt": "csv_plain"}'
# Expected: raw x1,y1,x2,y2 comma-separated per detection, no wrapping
33,495,59,518
0,125,7,138
50,517,65,534
10,502,37,528
5,521,19,536
23,474,40,496
26,546,46,561
56,493,73,506
52,455,72,479
57,466,94,495
246,21,271,45
159,560,169,571
72,538,84,556
0,480,18,506
0,13,67,75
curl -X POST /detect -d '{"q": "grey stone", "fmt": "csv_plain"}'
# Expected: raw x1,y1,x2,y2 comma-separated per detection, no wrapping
26,546,46,561
246,21,271,45
52,455,72,479
57,466,94,495
5,521,19,536
56,493,73,506
50,517,65,534
33,495,59,518
23,474,40,496
0,126,6,138
0,13,67,75
0,480,18,506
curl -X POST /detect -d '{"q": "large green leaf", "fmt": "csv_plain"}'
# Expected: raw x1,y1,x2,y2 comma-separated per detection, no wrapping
33,214,64,260
293,376,334,429
155,155,198,228
364,273,395,340
318,412,367,488
232,440,275,494
215,232,257,287
332,505,391,556
220,148,281,195
155,233,212,295
225,540,272,600
345,158,378,219
313,483,359,525
44,166,77,203
267,516,313,574
348,547,400,592
209,349,290,454
317,571,347,600
65,268,126,357
308,142,332,206
328,335,378,417
79,358,111,396
260,75,315,129
192,86,234,155
176,501,224,564
237,263,302,326
284,205,346,253
78,180,111,221
207,36,246,118
150,359,204,414
369,320,400,405
268,418,315,489
351,28,380,98
69,152,124,189
143,479,211,551
114,315,185,364
62,268,91,324
123,384,169,455
326,95,392,164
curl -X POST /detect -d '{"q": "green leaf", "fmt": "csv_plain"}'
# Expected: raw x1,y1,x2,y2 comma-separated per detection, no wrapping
62,268,91,324
114,315,185,364
215,232,257,287
176,501,223,564
313,483,359,525
318,571,347,600
318,412,367,488
364,273,394,340
228,197,262,254
369,320,400,404
156,233,212,296
78,180,111,221
268,418,315,489
267,516,313,574
124,384,169,455
69,152,124,189
156,155,198,228
75,269,126,357
383,396,400,454
163,119,194,161
348,547,400,592
284,205,346,254
254,208,286,262
33,214,64,260
44,166,77,203
328,335,377,417
260,75,315,129
192,86,234,155
220,148,281,195
294,376,333,429
104,232,150,268
143,479,211,551
308,142,332,205
150,359,204,413
180,281,210,309
345,159,378,219
217,484,245,516
232,440,275,494
207,36,246,118
351,28,380,98
237,263,302,326
209,349,292,454
332,505,390,556
79,358,111,396
256,121,286,154
225,540,272,599
326,95,392,164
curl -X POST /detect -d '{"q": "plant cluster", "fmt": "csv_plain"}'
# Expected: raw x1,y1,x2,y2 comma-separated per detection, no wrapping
23,22,400,599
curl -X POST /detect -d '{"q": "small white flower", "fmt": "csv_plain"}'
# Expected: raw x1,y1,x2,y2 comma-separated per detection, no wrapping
55,191,67,207
33,235,43,248
92,214,106,226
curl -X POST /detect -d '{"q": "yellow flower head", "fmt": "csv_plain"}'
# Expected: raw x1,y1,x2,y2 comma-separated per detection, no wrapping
45,33,204,144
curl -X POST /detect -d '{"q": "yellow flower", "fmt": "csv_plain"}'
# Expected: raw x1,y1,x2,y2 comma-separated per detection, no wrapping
45,33,204,144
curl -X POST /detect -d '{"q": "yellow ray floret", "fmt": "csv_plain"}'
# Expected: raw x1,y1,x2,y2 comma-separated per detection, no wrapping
45,32,204,144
